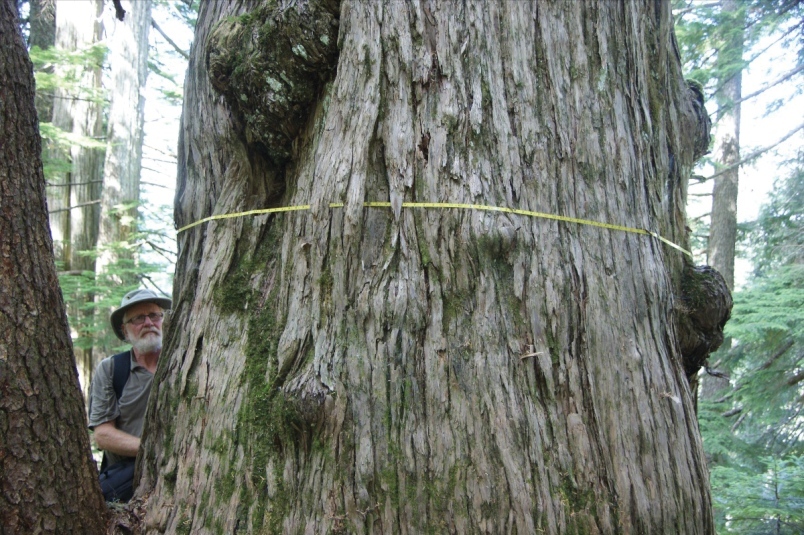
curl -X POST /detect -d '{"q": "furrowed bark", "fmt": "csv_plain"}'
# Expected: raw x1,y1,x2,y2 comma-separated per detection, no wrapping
141,1,716,533
0,1,107,531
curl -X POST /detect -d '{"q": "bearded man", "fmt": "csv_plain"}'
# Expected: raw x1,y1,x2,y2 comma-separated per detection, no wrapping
88,289,171,502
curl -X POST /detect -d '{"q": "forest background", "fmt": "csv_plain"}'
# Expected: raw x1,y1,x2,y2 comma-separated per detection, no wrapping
15,0,804,532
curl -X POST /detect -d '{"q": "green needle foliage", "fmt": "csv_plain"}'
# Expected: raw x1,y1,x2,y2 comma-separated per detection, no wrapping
674,0,802,93
27,8,184,360
29,43,108,103
30,44,109,186
710,457,804,533
58,218,172,355
700,152,804,533
675,3,804,529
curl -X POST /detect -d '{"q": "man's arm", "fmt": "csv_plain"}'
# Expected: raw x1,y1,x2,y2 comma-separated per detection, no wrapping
94,422,140,458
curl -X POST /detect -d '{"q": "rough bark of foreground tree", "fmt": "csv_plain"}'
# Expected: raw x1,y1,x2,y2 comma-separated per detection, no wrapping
141,1,725,533
0,1,107,532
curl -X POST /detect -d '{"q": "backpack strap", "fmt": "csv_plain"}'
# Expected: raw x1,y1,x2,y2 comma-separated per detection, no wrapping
99,350,133,474
111,350,132,401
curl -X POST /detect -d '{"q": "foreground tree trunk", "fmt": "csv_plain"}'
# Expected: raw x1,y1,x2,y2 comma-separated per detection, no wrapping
0,1,107,532
141,1,716,533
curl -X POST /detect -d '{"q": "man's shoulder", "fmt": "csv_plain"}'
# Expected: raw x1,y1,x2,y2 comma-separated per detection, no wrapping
96,354,113,373
95,351,131,377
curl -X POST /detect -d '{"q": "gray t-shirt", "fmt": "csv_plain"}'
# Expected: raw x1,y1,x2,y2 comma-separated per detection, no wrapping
88,351,153,466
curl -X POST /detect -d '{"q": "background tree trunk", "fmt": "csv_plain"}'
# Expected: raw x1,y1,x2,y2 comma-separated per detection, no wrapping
0,1,107,532
96,0,152,354
141,1,715,533
701,0,745,400
707,0,744,292
27,0,56,122
49,0,105,398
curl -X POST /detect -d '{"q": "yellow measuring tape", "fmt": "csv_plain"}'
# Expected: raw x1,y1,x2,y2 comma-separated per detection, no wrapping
176,201,693,258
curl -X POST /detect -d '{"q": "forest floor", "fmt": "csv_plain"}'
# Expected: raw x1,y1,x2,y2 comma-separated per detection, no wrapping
106,493,148,535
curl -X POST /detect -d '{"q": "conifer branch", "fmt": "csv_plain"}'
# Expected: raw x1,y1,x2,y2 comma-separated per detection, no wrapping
46,180,103,187
35,92,110,104
143,143,176,157
708,21,804,108
142,229,176,240
712,63,804,124
787,369,804,387
705,364,729,379
141,180,173,189
672,2,721,18
143,155,177,165
140,274,170,298
48,199,101,214
151,18,189,60
142,239,177,261
734,64,804,107
731,412,747,432
714,392,733,404
758,339,795,370
703,122,804,182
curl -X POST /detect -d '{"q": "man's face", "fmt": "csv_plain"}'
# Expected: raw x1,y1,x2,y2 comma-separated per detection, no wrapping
122,302,164,353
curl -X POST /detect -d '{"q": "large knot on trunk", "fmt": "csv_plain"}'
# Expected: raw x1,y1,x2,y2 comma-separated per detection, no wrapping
206,0,341,165
675,265,733,378
686,79,711,162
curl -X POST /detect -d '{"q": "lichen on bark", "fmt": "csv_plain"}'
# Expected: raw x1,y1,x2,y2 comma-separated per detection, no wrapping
206,0,340,165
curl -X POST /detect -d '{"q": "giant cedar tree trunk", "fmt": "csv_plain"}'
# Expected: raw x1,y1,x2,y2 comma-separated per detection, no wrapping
141,1,715,533
0,1,107,532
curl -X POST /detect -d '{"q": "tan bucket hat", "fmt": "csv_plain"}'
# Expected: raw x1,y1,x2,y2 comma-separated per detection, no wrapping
110,289,172,340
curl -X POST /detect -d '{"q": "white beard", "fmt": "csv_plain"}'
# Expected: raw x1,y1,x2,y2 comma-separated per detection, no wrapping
132,332,162,354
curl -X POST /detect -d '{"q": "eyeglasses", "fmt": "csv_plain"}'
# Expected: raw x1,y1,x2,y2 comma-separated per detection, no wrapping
124,312,164,326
